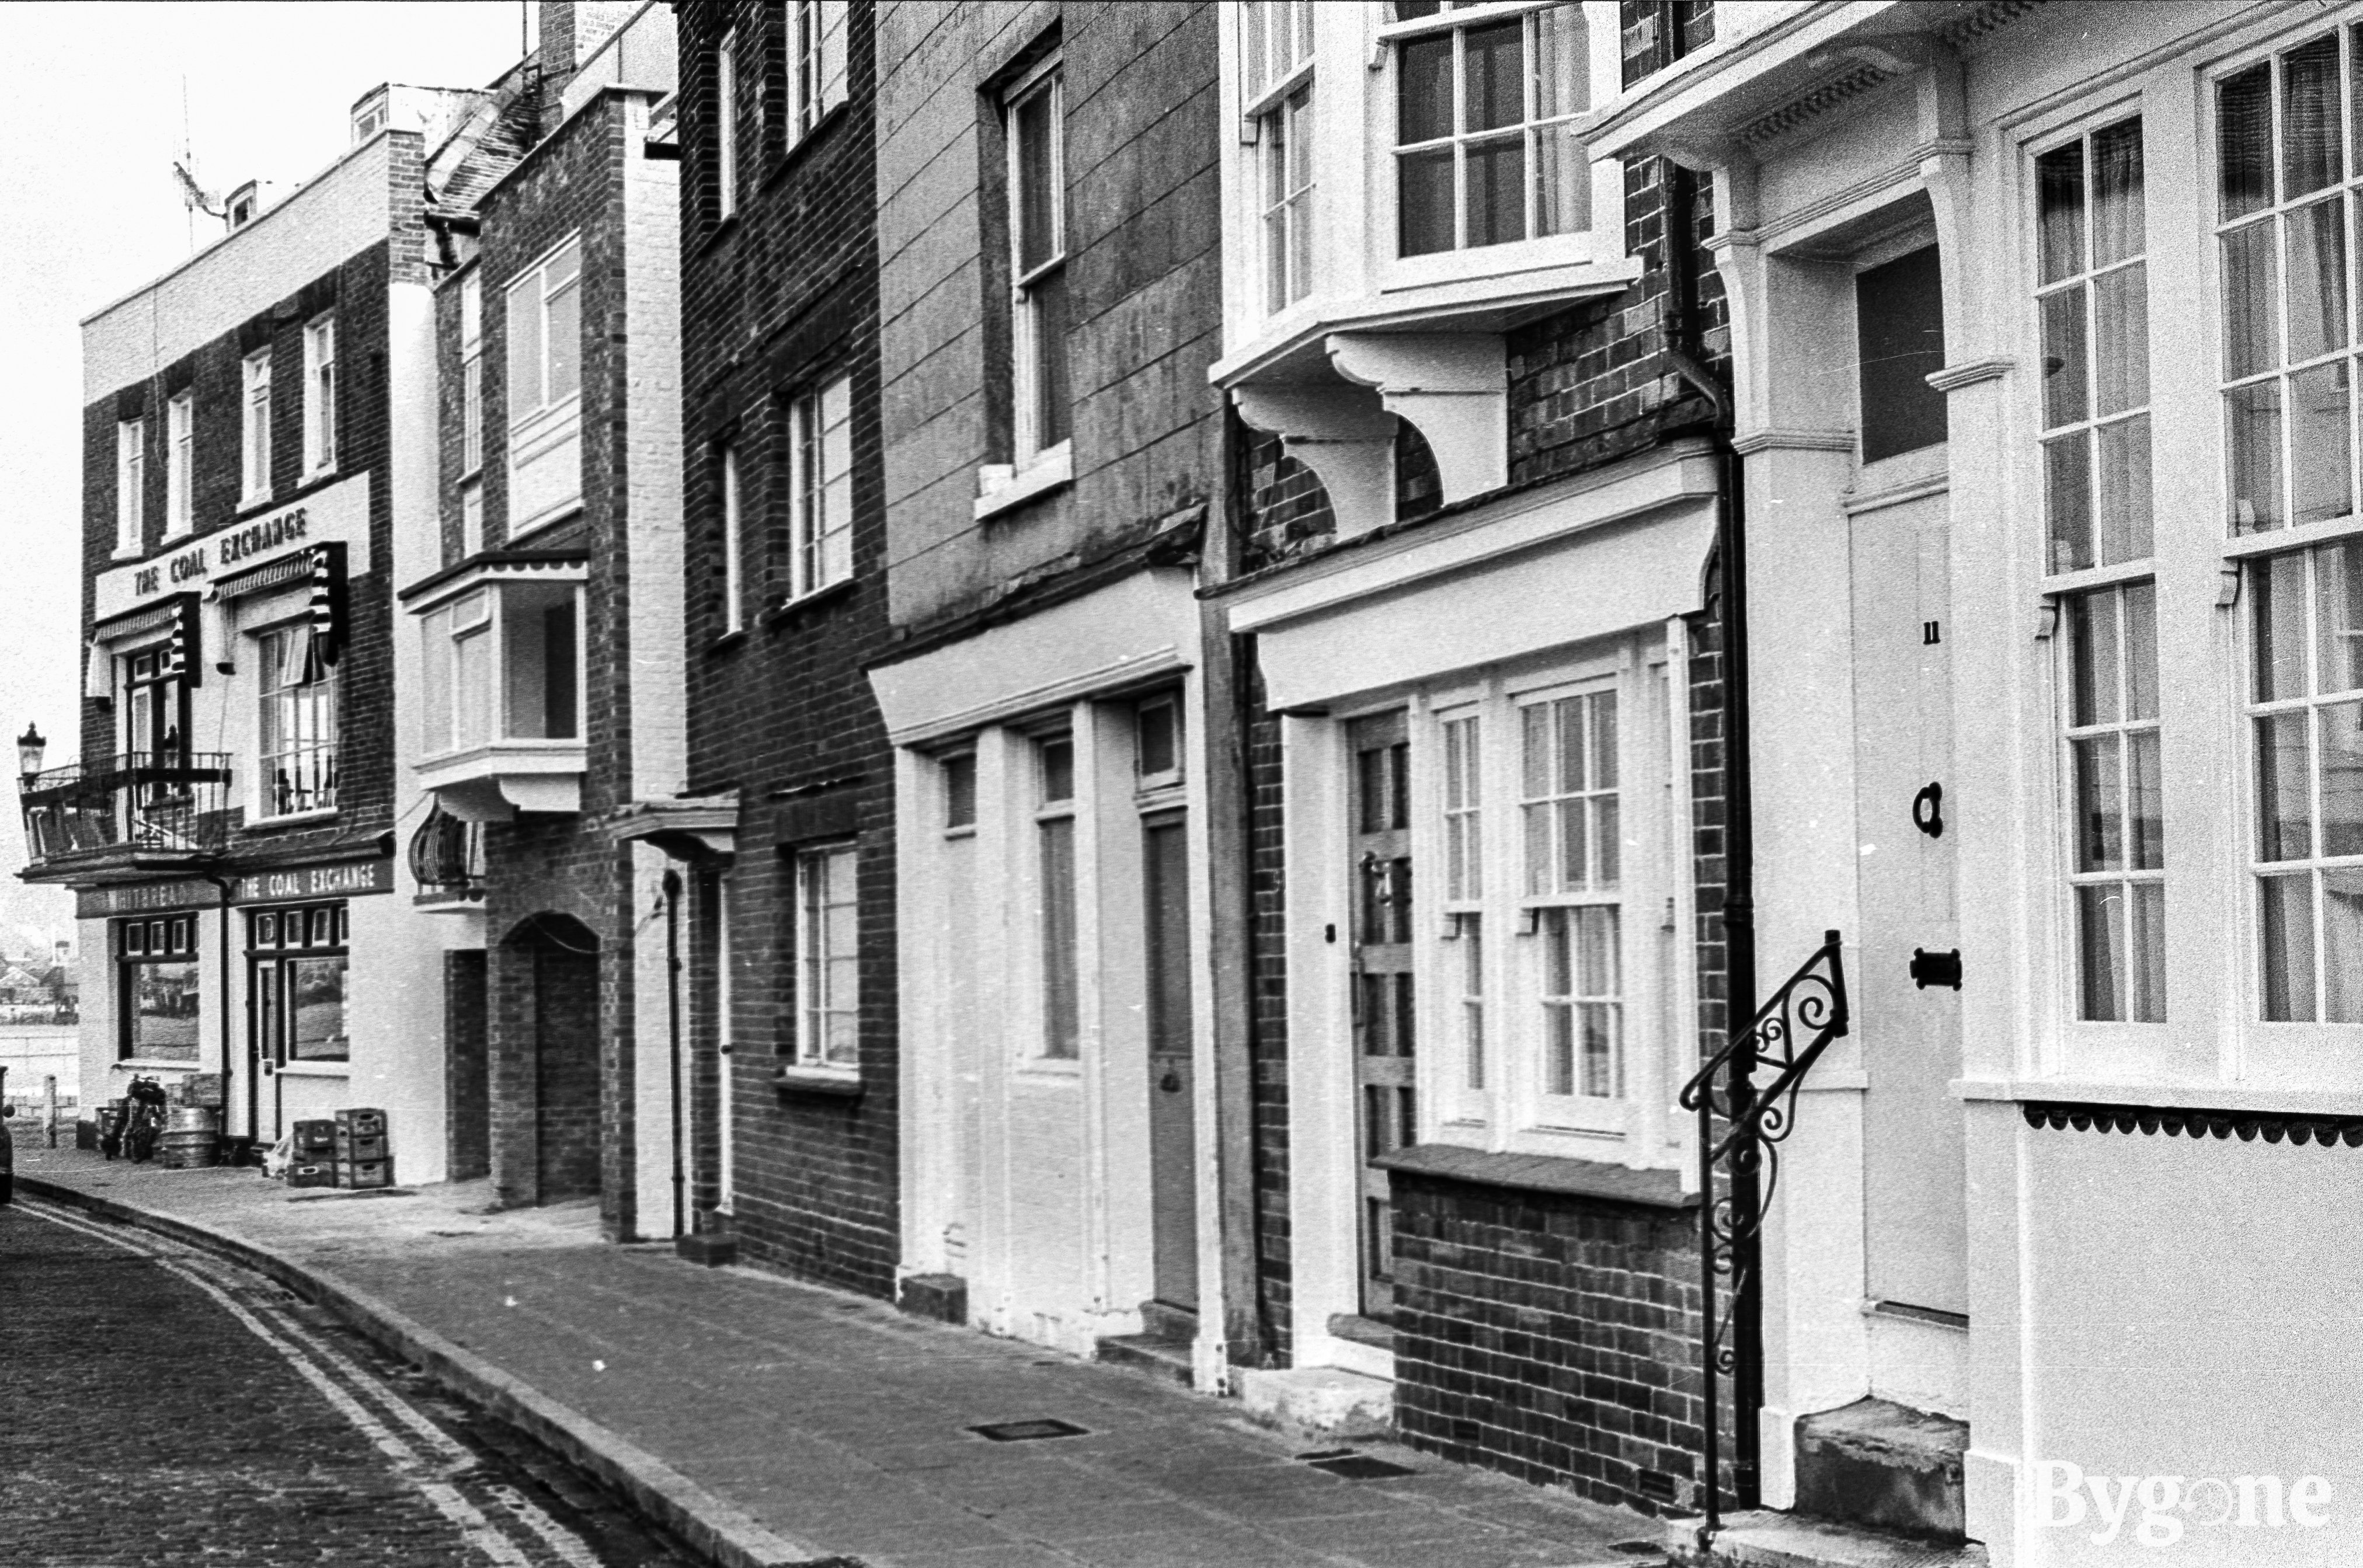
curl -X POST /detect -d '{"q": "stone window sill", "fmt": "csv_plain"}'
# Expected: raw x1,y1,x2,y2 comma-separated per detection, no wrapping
973,445,1073,522
774,1065,862,1098
1372,1142,1694,1209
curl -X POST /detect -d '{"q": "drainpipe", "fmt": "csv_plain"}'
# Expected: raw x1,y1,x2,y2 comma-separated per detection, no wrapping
1662,155,1762,1516
199,871,238,1156
662,868,685,1239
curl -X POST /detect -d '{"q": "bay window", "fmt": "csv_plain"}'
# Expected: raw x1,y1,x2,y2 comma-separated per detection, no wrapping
242,350,272,507
795,844,860,1069
1388,1,1588,258
2065,584,2164,1022
1409,635,1683,1157
792,376,854,598
417,579,583,757
506,236,584,534
1242,1,1315,313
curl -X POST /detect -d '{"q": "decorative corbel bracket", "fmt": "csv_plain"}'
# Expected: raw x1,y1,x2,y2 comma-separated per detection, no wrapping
1230,381,1398,539
1325,332,1507,508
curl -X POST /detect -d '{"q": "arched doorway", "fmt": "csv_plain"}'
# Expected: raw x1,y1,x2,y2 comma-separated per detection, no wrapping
495,912,603,1207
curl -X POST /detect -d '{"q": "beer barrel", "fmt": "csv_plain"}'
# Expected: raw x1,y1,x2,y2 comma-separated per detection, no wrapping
159,1106,220,1170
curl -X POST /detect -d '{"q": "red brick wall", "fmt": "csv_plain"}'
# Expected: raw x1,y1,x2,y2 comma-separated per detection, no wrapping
444,950,490,1181
678,0,900,1299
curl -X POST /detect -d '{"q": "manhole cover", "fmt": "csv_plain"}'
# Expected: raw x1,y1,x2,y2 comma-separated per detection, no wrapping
1306,1453,1417,1480
970,1418,1090,1442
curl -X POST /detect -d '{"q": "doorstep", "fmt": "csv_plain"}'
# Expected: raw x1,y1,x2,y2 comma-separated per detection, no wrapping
1664,1511,1990,1568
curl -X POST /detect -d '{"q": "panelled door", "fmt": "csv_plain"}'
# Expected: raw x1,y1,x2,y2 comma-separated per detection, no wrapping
1143,812,1198,1309
1349,712,1415,1319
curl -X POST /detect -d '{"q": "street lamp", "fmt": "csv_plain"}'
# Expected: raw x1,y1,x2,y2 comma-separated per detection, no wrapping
16,724,46,784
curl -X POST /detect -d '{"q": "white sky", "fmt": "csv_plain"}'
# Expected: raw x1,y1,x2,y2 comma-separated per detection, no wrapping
0,3,527,949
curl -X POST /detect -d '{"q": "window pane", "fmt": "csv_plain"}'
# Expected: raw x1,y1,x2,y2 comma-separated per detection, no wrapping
1555,798,1585,888
2073,735,2122,870
1554,696,1585,791
2047,434,2093,572
2316,540,2363,694
2257,549,2310,699
128,959,201,1060
2090,118,2145,267
2058,573,2118,705
2075,883,2125,1022
1544,1003,1573,1096
943,754,976,829
1015,86,1057,272
1593,796,1620,887
1590,691,1617,788
1578,1002,1616,1097
1031,266,1071,449
2092,265,2148,415
1398,146,1455,256
2285,196,2350,363
2323,868,2363,1021
2124,581,2159,720
289,956,349,1061
1039,817,1079,1057
2221,221,2281,379
508,282,542,416
2291,360,2354,525
2228,380,2285,534
1462,20,1522,133
2128,730,2164,870
2261,871,2317,1020
1534,121,1588,236
547,280,581,404
2095,417,2153,563
2044,277,2092,423
2257,712,2313,860
2035,141,2086,285
1398,33,1452,144
2128,881,2166,1023
1521,701,1550,796
1466,134,1526,248
1532,5,1586,121
2218,63,2275,221
1523,803,1550,895
1039,736,1074,802
2282,35,2344,198
2320,699,2363,856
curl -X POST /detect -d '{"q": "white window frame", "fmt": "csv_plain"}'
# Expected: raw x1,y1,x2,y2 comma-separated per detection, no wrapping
1378,1,1592,267
1032,729,1083,1064
504,234,586,536
460,271,485,477
716,26,739,221
241,349,273,508
114,419,145,558
1005,58,1070,472
787,0,850,142
1400,630,1687,1163
791,375,854,600
302,315,336,479
416,579,585,759
166,392,193,538
254,622,339,821
720,443,745,633
1242,1,1316,318
795,842,861,1071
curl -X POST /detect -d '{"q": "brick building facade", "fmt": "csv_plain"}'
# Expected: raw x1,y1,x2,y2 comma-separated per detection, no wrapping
1205,0,1736,1516
402,1,688,1241
673,0,902,1296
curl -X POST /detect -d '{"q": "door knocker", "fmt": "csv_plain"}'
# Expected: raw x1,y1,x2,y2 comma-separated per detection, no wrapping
1912,782,1946,840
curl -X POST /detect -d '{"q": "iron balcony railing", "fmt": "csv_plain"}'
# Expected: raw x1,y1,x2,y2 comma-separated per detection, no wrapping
17,752,233,866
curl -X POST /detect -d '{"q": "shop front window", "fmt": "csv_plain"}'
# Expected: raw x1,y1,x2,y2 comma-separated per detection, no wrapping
119,914,200,1062
249,903,351,1063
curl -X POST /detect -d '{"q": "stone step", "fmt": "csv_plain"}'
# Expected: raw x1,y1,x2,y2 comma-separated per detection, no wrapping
1092,1330,1193,1385
1662,1511,1988,1568
1793,1398,1968,1542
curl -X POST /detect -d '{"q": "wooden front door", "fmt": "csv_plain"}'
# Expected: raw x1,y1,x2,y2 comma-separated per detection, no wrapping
1349,712,1414,1319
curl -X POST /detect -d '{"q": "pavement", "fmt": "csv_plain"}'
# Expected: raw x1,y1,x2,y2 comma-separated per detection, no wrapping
9,1136,1672,1568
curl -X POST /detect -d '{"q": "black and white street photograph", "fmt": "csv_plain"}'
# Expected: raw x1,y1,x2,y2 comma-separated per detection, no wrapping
1,2,2352,1564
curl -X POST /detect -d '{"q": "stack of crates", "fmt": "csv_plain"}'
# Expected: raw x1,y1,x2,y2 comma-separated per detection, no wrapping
288,1120,338,1187
334,1108,392,1189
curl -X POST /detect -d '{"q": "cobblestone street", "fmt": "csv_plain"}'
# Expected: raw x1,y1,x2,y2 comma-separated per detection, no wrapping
0,1197,705,1567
